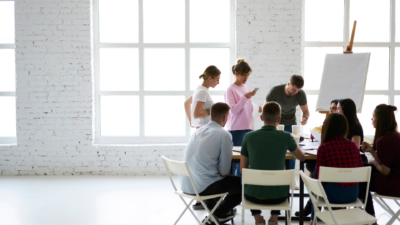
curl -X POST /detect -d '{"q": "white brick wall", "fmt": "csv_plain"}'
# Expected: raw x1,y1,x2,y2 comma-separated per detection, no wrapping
236,0,303,129
0,0,302,175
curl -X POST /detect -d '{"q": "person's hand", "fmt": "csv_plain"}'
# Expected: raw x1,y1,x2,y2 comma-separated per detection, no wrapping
258,106,262,113
244,91,256,99
361,142,373,153
220,174,229,178
369,159,379,167
300,117,307,125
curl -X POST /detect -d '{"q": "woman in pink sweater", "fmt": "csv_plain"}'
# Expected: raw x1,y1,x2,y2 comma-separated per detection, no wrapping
224,58,261,176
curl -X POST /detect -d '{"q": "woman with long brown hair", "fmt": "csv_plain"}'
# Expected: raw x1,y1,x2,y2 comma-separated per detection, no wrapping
310,113,364,225
359,104,400,217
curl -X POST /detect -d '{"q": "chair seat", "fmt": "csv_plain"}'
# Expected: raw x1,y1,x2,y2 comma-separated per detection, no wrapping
242,198,291,210
316,208,376,225
175,190,228,200
373,193,400,200
316,197,365,207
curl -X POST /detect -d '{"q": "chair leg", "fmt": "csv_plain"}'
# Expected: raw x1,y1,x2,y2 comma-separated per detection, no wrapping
288,210,291,225
200,196,224,225
241,207,245,225
175,198,200,225
285,210,287,225
386,208,400,225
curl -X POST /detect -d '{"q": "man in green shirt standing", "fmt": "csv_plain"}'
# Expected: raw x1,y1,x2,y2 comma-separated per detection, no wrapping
240,101,305,225
265,75,309,173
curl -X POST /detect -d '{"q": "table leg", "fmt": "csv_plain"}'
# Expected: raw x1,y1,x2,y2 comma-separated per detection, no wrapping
299,161,305,225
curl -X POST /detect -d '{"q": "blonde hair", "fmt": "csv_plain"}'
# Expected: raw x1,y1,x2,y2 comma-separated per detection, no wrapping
199,65,221,80
232,58,252,76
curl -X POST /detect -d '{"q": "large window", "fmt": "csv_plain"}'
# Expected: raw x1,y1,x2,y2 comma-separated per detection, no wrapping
303,0,398,136
0,0,16,144
94,0,235,144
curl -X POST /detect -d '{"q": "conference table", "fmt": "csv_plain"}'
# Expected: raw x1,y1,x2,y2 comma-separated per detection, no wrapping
232,149,317,225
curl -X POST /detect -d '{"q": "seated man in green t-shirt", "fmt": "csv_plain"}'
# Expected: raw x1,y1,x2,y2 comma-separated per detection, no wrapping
240,101,305,225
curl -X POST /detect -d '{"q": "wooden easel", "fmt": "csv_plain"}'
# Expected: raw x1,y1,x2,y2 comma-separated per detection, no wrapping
319,21,357,119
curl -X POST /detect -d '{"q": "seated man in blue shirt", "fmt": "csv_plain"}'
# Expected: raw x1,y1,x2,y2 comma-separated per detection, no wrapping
180,102,241,224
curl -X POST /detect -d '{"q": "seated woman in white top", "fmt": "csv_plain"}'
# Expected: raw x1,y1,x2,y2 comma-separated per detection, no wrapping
184,65,221,128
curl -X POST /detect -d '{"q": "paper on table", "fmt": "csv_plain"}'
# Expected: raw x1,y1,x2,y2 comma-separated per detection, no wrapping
305,150,318,155
233,146,241,152
301,140,320,150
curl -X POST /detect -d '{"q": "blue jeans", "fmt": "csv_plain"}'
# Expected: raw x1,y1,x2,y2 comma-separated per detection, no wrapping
229,129,252,176
284,124,296,170
310,183,359,221
244,194,287,216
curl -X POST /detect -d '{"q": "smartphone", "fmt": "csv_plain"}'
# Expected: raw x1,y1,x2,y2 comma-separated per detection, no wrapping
253,87,259,92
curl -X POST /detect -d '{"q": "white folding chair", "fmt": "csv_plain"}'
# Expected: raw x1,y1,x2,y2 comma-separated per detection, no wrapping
241,168,295,225
316,166,372,209
372,193,400,225
161,156,228,225
299,171,376,225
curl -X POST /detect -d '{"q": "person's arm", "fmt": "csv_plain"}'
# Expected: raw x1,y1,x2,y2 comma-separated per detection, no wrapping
291,147,305,161
218,133,233,176
300,104,310,125
351,135,361,148
184,96,192,125
314,146,325,179
362,142,391,176
240,155,250,174
225,88,254,115
193,101,209,119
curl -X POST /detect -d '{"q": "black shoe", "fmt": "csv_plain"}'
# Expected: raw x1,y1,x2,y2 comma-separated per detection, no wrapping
202,216,218,225
295,199,312,216
215,212,236,223
192,202,205,210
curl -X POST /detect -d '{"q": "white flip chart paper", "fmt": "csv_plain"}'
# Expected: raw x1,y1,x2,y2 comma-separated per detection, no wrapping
316,53,370,113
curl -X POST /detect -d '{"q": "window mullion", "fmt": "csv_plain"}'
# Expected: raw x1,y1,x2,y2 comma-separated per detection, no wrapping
94,0,101,140
390,0,396,104
139,0,145,138
185,0,190,138
344,0,350,45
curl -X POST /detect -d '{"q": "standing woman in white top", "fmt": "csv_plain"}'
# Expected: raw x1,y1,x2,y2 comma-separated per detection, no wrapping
184,65,221,128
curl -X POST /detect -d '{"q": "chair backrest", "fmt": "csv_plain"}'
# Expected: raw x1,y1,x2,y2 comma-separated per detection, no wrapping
300,171,340,225
242,168,294,186
299,171,325,198
319,166,371,183
161,155,190,177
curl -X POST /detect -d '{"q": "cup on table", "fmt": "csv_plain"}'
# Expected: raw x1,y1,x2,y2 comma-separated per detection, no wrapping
277,125,284,131
292,125,299,135
293,135,300,146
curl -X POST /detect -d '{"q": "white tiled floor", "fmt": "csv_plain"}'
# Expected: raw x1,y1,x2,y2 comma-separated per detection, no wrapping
0,176,398,225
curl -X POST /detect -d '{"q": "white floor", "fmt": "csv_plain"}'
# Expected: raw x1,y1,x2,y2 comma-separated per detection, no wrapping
0,176,398,225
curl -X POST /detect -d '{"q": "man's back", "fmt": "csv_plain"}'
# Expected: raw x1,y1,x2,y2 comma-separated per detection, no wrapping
241,125,297,199
179,121,233,194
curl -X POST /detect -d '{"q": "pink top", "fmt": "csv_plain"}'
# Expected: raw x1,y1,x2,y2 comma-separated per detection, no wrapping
224,84,254,131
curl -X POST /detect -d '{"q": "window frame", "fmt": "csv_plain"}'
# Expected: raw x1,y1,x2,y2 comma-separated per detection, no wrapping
302,0,398,134
0,0,16,144
93,0,236,144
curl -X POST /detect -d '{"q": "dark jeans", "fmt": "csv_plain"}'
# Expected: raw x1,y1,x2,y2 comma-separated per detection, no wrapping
284,124,296,170
199,176,242,217
358,164,377,216
311,182,359,220
229,129,252,176
244,194,288,216
306,163,316,178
